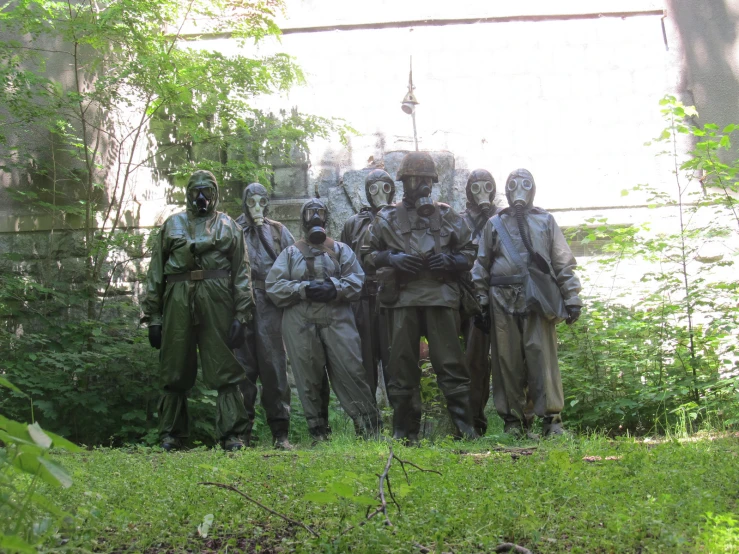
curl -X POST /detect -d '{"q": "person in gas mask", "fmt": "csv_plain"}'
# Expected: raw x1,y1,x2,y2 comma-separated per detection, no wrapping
366,151,479,443
461,169,498,436
266,198,380,441
471,169,582,437
340,169,395,396
142,170,254,451
234,183,294,449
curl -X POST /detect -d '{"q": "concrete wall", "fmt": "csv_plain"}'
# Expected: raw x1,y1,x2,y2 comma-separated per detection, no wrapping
3,0,739,291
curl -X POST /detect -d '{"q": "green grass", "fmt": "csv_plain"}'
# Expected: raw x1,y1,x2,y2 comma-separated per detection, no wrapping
40,422,739,553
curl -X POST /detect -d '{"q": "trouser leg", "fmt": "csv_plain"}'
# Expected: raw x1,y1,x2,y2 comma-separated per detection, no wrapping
386,307,422,441
282,307,330,434
523,314,564,420
464,317,491,435
353,297,378,395
377,304,392,392
426,306,478,439
490,303,531,429
235,319,259,440
321,307,379,437
197,292,250,442
253,291,291,438
158,284,198,440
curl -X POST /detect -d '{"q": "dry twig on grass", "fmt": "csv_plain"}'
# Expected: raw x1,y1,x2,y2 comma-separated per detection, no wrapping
199,481,320,537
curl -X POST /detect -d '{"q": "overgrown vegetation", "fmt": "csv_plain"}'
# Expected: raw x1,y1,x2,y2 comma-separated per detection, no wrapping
0,0,346,445
30,431,739,553
559,96,739,434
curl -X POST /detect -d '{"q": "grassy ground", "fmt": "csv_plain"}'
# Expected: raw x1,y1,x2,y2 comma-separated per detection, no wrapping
42,417,739,554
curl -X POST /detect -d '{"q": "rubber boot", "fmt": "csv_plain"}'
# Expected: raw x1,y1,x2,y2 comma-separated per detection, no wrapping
308,425,330,445
390,394,421,445
160,435,182,451
542,415,564,437
271,423,293,450
446,393,480,441
223,436,245,451
354,413,381,441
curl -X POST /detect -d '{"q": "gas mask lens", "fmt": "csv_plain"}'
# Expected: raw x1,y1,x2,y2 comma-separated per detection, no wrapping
470,181,494,194
506,180,517,192
522,179,533,190
189,186,215,202
247,197,268,208
368,182,392,195
303,207,326,222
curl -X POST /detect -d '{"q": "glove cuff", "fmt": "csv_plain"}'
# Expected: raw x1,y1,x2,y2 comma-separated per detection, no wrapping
374,251,390,268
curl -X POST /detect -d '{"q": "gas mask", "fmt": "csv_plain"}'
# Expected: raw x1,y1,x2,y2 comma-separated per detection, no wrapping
302,202,328,244
469,180,495,212
505,169,536,209
404,175,435,217
246,194,268,226
368,180,393,209
186,170,219,217
188,185,216,216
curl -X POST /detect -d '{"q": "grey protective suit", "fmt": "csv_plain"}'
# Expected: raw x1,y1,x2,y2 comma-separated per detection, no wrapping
471,169,582,434
234,183,293,444
341,207,392,394
461,205,495,435
141,170,253,445
266,199,380,438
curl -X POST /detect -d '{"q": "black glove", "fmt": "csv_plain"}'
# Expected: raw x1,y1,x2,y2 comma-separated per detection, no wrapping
473,311,491,334
305,280,338,303
566,305,581,325
228,319,245,349
428,253,469,273
148,325,162,350
374,251,424,274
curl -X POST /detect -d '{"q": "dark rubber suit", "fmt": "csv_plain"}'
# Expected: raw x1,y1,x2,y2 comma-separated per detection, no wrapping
234,199,294,442
366,201,478,440
461,206,496,436
341,207,391,394
142,177,253,443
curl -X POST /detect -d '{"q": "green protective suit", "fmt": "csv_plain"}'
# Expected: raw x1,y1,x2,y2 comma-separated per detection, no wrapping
265,225,379,437
366,201,478,440
340,207,391,394
471,207,582,428
461,207,496,436
141,172,254,443
234,210,293,442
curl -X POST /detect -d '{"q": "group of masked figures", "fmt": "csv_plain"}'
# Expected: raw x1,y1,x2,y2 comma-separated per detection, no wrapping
141,152,582,451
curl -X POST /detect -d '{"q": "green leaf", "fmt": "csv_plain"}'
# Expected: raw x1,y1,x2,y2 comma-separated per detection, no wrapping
352,495,379,506
621,189,629,197
197,514,214,538
0,377,27,396
329,482,354,499
0,534,35,554
303,491,336,504
27,422,52,449
37,457,73,488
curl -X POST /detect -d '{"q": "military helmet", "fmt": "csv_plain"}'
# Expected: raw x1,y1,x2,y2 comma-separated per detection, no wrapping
364,169,396,207
396,151,439,183
466,168,496,206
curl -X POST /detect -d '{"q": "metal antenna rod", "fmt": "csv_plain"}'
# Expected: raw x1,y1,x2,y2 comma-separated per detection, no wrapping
401,55,420,151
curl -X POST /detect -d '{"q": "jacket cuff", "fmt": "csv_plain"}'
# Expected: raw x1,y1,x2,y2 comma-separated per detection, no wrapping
329,277,343,301
564,296,583,307
298,282,309,300
142,314,162,326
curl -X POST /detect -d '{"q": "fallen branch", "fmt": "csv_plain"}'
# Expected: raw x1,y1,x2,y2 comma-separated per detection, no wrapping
199,481,320,538
494,543,532,554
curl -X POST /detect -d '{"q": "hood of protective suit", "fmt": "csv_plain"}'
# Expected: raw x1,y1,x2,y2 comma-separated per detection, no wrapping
365,169,396,209
301,198,330,244
186,170,219,217
466,168,496,213
242,182,270,226
505,168,536,209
